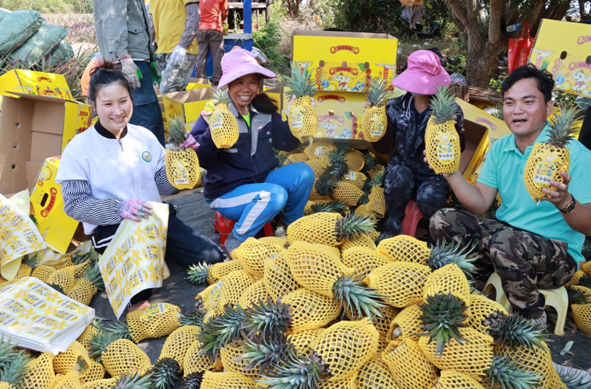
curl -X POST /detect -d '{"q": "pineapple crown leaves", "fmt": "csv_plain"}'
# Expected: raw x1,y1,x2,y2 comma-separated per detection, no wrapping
427,240,479,277
167,115,188,150
567,286,591,305
429,85,459,125
242,298,293,339
326,150,349,179
485,355,541,389
48,282,65,295
237,333,296,374
554,365,591,389
274,226,287,238
0,348,31,386
187,262,210,285
375,231,394,245
547,105,584,148
307,201,349,216
83,262,105,292
197,304,247,361
577,274,591,289
181,372,204,389
582,238,591,260
22,254,38,269
366,77,389,107
181,310,205,328
357,193,369,205
335,142,351,154
363,151,379,173
148,358,182,389
418,293,469,356
336,214,377,241
315,174,338,196
88,331,119,362
483,312,550,350
258,350,331,389
104,320,132,341
114,373,154,389
212,88,232,106
332,272,387,320
283,63,318,99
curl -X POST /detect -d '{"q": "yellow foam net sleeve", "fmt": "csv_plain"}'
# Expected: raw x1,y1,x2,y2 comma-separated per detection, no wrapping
568,270,586,287
331,182,363,206
572,303,591,335
367,186,386,218
344,150,365,172
377,235,430,265
210,104,239,148
287,241,351,298
581,261,591,276
286,152,310,164
571,285,591,301
101,338,152,377
0,383,15,389
80,360,105,384
355,203,377,218
67,278,98,306
311,318,379,382
435,370,486,388
356,355,398,389
343,171,367,189
305,158,330,177
309,185,332,201
47,268,76,293
370,305,400,352
218,270,256,309
282,288,341,333
183,339,223,376
287,212,342,246
238,279,270,309
196,281,222,313
127,303,182,342
77,324,100,352
289,96,318,141
53,341,93,375
493,342,553,389
466,294,508,334
361,105,387,142
31,265,56,283
423,264,471,305
160,325,201,368
81,378,117,389
53,257,74,270
425,118,461,175
318,371,358,389
287,328,325,355
340,234,377,253
207,260,243,285
21,352,55,389
523,143,570,201
382,338,438,389
220,341,260,379
368,261,431,308
51,371,81,388
258,236,288,249
368,165,385,179
418,327,493,380
232,238,283,279
388,303,424,341
304,141,336,161
341,247,388,278
201,371,258,389
263,252,301,300
165,148,200,190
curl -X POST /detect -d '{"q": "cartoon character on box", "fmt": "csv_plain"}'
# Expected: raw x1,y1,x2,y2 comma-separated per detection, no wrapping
320,121,338,138
335,73,351,91
572,70,591,94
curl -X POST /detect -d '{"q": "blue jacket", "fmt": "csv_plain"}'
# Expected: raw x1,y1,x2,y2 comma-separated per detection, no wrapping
191,101,301,199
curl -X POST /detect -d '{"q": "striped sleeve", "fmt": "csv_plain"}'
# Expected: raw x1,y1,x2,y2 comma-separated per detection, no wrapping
155,166,180,196
61,180,123,225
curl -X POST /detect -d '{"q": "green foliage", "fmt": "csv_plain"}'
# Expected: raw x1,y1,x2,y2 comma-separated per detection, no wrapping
254,16,289,76
1,0,93,13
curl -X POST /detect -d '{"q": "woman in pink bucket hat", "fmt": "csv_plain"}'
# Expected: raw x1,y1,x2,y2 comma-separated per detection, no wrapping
370,49,466,235
189,49,314,256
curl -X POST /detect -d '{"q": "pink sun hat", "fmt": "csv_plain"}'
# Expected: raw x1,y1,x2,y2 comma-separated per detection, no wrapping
392,50,451,95
217,49,277,88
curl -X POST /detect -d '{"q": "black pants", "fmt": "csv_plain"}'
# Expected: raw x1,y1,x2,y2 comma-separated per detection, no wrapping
382,163,451,234
93,203,224,303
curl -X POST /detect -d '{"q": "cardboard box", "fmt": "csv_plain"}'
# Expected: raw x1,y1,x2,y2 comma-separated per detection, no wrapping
186,78,212,91
456,98,511,141
460,120,489,181
163,88,215,133
29,156,79,254
0,70,73,111
292,30,398,93
530,19,591,96
0,92,87,194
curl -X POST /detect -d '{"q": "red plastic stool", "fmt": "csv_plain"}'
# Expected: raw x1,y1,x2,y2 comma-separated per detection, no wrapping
401,200,423,237
214,211,275,245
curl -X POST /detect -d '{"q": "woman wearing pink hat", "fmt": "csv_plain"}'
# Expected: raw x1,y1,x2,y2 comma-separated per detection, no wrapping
371,50,466,235
190,49,314,256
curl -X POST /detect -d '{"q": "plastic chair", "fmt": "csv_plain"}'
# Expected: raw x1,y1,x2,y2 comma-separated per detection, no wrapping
402,200,423,237
214,211,274,245
483,272,568,336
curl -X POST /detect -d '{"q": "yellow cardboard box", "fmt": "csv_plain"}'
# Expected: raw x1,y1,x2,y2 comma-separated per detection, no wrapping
292,30,398,93
30,156,79,254
530,19,591,96
163,88,214,133
186,78,212,91
0,70,73,111
456,98,511,141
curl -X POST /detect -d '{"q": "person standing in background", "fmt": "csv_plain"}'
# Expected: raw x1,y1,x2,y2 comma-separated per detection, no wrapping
149,0,201,94
195,0,228,85
92,0,165,145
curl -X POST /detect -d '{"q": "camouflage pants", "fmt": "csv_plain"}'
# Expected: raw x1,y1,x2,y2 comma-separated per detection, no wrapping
157,52,198,95
430,208,576,319
382,164,450,234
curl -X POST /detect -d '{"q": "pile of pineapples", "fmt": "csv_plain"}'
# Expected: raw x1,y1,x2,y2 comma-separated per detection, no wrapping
177,212,585,389
566,261,591,337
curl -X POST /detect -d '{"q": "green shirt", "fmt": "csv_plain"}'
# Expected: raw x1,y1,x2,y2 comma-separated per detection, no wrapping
242,113,251,127
478,125,591,263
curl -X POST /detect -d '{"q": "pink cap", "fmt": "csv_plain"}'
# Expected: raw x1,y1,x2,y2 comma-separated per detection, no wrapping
217,49,277,88
392,50,451,95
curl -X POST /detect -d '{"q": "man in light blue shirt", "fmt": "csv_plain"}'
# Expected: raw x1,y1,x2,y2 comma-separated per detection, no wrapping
428,65,591,322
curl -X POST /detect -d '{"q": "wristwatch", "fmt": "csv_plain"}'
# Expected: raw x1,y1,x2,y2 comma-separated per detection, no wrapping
559,195,576,214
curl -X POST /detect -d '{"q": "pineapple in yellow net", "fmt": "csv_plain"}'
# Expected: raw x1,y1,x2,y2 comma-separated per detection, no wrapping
209,89,240,148
572,304,591,335
52,371,81,388
435,370,486,388
381,337,438,389
201,371,257,389
0,341,32,389
126,302,182,342
31,265,56,283
368,261,431,308
423,263,471,305
315,174,364,206
355,355,397,389
53,341,93,375
21,351,55,389
425,86,462,174
287,212,376,247
284,63,318,142
187,259,243,285
238,279,270,309
165,115,200,190
304,141,336,162
218,269,256,308
361,77,389,142
281,288,341,333
89,331,152,377
523,105,583,201
263,251,300,300
344,150,366,172
66,262,104,306
232,238,283,279
287,328,325,355
466,294,508,334
341,246,388,278
389,303,424,341
183,339,223,376
159,325,201,369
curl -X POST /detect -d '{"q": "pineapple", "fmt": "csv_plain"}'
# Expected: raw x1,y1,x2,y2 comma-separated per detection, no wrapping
209,89,240,148
112,374,153,389
263,251,301,300
287,241,386,319
305,200,349,216
425,85,461,174
284,63,318,142
126,303,182,342
315,176,364,206
483,311,549,349
435,370,485,388
287,212,376,247
183,339,223,377
382,337,438,389
201,371,258,389
89,332,152,376
282,288,341,333
466,294,508,334
66,262,104,306
570,304,591,335
0,340,31,389
368,261,431,308
524,105,583,201
388,303,424,341
166,115,200,190
187,260,243,285
355,356,397,389
238,279,270,309
232,238,283,279
287,328,325,356
341,246,388,279
344,150,365,172
148,358,182,389
159,325,201,369
181,372,203,389
20,352,55,389
484,356,541,389
237,334,295,375
361,77,389,142
31,265,56,283
423,264,471,305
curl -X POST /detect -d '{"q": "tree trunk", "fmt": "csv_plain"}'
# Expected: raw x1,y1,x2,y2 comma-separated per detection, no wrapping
465,40,507,88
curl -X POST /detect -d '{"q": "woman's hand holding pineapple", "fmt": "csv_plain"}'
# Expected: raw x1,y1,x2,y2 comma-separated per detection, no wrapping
540,171,573,210
181,133,200,150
